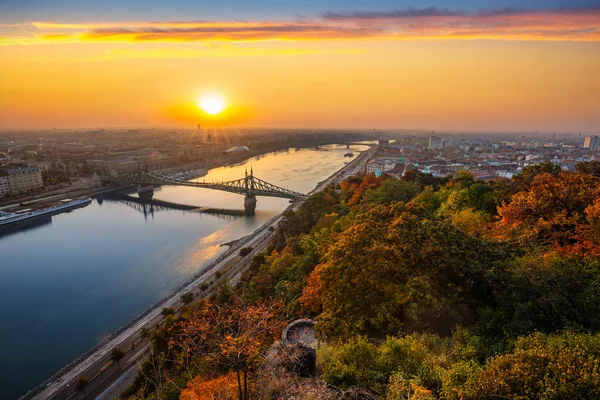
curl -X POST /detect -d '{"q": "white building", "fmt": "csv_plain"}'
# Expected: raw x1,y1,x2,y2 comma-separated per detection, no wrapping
366,159,396,175
0,166,44,195
584,136,599,150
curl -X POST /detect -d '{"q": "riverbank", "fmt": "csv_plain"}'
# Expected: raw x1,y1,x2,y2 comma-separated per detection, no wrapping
1,139,374,212
19,145,374,400
23,210,279,400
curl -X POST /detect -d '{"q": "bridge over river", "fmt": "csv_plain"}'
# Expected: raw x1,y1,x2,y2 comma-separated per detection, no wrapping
100,168,308,214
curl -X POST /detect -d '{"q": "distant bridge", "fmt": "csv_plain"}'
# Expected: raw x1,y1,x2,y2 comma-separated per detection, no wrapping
100,168,307,214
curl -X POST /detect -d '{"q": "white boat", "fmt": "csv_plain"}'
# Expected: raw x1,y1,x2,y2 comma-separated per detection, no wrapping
0,197,92,226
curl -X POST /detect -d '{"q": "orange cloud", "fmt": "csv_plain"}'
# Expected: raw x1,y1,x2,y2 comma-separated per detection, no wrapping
79,22,379,43
1,7,599,45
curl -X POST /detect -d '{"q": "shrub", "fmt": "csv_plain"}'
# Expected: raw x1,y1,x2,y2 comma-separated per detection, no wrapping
476,331,600,399
239,247,253,257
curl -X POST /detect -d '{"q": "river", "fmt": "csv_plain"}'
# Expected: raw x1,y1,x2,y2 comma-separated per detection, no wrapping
0,144,368,399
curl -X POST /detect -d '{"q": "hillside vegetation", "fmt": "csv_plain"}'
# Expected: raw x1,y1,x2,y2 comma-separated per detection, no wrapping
121,161,600,400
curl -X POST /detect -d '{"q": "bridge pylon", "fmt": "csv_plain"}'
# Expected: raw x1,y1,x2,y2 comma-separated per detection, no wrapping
244,194,257,214
138,185,154,200
244,167,257,214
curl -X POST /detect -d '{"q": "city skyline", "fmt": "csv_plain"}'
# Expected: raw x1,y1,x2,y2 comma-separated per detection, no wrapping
1,0,599,131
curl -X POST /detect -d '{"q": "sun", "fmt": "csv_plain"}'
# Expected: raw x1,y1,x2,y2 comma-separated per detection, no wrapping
198,93,226,115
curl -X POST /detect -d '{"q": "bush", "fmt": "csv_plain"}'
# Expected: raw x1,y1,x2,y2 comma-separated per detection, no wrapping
239,247,253,257
161,307,175,317
476,331,600,399
180,292,194,304
75,376,90,392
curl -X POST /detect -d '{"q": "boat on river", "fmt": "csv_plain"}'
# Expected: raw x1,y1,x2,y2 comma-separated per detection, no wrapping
0,197,92,226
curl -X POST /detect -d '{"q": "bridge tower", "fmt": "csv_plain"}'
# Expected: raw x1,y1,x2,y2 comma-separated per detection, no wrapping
138,185,154,200
244,167,257,214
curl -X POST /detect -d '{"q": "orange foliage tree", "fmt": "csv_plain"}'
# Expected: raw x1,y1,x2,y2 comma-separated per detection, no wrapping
180,372,239,400
497,171,600,252
173,296,285,400
344,174,385,206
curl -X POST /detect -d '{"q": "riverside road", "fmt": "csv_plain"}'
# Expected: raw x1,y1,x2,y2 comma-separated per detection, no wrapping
23,146,375,400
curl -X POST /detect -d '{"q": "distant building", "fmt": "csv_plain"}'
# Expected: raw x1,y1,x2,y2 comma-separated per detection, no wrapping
429,136,443,149
497,170,515,179
471,170,493,180
0,165,44,196
87,154,170,176
0,173,9,197
386,163,406,179
378,140,390,151
366,159,395,175
584,136,599,150
87,159,141,176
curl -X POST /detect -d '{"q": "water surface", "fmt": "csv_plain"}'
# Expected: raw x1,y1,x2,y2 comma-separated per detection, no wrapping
0,145,367,399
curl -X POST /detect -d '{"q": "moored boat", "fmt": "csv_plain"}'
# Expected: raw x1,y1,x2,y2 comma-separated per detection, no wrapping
0,197,92,226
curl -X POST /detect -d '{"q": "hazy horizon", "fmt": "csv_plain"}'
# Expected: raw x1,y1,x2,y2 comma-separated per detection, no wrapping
0,126,594,137
2,0,599,132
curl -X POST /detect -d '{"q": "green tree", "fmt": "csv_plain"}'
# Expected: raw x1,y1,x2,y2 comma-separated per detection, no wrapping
576,160,600,177
180,292,195,305
479,254,600,341
402,169,447,190
110,347,126,366
239,247,253,257
362,178,420,204
301,202,510,338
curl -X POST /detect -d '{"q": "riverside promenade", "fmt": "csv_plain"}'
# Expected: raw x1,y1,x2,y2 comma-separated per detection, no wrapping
23,146,375,400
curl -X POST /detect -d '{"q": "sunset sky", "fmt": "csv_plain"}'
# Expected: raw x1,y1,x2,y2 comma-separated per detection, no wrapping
1,0,599,132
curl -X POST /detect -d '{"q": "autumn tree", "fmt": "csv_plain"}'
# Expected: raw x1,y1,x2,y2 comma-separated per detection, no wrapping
511,162,561,192
497,171,600,251
175,296,286,400
301,202,511,338
345,174,385,206
582,197,600,250
180,372,239,400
